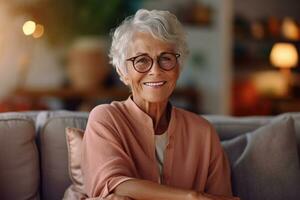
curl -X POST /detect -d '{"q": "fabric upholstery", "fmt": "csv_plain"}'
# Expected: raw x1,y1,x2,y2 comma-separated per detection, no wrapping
221,116,300,200
204,115,271,140
286,113,300,160
38,112,88,200
1,110,300,200
0,114,39,199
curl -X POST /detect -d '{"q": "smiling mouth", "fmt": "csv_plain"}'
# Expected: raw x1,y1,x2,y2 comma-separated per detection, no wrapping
143,81,166,87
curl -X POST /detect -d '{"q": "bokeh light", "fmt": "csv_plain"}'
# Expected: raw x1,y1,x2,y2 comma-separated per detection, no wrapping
33,24,44,38
22,20,36,36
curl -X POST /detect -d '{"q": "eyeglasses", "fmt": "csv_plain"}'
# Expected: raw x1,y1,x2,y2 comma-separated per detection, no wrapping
126,52,180,73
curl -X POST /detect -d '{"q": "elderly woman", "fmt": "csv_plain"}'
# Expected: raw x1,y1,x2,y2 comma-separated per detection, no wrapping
82,9,238,200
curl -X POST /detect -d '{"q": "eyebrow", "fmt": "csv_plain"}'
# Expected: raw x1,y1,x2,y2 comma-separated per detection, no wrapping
135,52,148,56
133,51,175,57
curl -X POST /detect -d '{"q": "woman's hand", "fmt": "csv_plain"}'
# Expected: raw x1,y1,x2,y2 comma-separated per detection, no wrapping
105,193,133,200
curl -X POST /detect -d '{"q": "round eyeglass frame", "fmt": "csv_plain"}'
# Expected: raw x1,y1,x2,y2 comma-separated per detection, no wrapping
126,52,180,73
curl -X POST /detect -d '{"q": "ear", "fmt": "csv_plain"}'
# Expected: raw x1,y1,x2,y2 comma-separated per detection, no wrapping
122,76,130,86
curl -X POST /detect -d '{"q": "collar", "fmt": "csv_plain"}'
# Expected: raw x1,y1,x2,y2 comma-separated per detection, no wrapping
123,96,177,136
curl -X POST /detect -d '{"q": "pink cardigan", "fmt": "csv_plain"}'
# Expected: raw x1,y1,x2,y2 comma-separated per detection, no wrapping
81,97,233,198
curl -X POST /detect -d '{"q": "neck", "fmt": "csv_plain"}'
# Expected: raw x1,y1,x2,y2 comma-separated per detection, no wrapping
132,96,170,135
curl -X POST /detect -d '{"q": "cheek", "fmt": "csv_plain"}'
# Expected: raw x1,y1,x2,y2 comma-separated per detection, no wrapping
170,69,180,83
124,73,144,89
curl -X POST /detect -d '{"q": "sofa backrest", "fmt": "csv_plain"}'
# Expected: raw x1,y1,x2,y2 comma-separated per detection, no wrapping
1,111,300,200
204,115,272,140
205,113,300,166
36,111,88,200
0,113,39,200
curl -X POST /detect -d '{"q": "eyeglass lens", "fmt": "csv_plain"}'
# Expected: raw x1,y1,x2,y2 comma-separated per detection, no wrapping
133,53,178,72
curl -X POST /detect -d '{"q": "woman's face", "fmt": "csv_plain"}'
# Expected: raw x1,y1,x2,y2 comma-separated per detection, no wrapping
123,32,180,104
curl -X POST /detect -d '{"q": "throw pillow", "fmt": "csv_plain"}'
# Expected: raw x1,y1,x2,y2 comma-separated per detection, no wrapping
221,116,300,200
63,127,87,200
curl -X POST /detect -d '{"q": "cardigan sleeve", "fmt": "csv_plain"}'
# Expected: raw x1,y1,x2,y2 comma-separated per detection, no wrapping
81,107,137,198
204,125,233,196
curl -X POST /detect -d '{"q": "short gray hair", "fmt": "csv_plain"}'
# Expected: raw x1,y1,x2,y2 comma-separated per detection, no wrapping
109,9,189,76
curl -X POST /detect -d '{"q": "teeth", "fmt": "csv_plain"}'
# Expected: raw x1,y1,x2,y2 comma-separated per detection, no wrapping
144,81,165,86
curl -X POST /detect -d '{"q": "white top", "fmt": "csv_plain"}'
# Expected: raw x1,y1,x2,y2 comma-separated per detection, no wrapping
155,131,168,183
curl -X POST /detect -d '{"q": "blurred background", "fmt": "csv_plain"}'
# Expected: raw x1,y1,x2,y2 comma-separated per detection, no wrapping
0,0,299,116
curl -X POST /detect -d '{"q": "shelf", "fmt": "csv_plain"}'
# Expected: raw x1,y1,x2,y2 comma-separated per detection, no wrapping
233,36,300,72
13,87,130,101
4,87,202,113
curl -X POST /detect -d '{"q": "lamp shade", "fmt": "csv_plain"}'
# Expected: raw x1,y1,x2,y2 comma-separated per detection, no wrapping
270,43,298,68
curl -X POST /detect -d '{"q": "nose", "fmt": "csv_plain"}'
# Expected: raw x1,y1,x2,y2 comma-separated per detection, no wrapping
148,60,162,75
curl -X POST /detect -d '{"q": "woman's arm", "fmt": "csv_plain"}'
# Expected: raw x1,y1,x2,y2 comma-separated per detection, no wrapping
86,193,133,200
113,179,239,200
114,179,195,200
82,107,139,198
113,124,240,200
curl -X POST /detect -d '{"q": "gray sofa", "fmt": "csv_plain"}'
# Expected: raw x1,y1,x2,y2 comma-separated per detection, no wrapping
0,110,299,200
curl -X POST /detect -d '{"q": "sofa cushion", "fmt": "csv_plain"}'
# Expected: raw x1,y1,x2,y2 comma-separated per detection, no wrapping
63,127,87,200
204,115,271,140
286,113,300,162
0,113,39,199
222,116,300,200
38,111,88,200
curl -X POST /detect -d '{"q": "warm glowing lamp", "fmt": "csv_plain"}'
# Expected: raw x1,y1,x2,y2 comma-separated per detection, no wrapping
270,43,298,68
270,43,299,95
